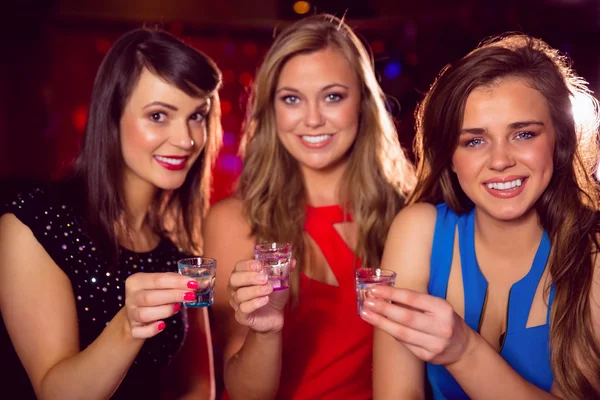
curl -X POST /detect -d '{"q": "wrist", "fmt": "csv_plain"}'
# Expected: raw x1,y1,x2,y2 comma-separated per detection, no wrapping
115,307,145,345
445,322,478,373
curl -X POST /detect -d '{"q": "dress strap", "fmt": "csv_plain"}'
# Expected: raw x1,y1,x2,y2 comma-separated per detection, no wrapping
460,209,488,332
506,231,551,329
428,203,459,298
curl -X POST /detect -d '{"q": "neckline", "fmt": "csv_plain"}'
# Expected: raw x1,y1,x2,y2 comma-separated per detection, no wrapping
305,204,351,224
119,237,166,255
459,209,551,332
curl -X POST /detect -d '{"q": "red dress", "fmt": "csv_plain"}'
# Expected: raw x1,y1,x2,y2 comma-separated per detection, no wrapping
224,205,374,399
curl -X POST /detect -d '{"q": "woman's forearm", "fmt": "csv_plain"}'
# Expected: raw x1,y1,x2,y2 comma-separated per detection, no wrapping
446,333,561,400
38,308,144,400
224,330,283,400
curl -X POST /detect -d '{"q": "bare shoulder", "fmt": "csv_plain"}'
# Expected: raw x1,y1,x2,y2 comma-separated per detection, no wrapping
388,202,438,240
0,212,36,243
204,197,252,239
382,202,438,290
206,197,246,224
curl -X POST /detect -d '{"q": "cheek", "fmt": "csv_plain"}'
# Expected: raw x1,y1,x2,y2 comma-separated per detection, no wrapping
327,101,360,130
451,151,474,179
519,142,554,172
274,105,301,132
120,118,163,158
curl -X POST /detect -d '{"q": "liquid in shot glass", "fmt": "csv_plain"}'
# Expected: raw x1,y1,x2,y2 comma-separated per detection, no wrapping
355,267,396,314
254,242,292,291
177,257,216,307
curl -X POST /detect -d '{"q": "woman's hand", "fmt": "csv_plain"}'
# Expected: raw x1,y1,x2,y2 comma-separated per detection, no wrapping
360,285,475,366
124,272,200,338
227,259,295,334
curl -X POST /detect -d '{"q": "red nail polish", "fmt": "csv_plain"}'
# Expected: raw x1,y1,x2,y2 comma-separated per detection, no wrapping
184,292,196,301
173,303,181,312
187,280,198,289
157,321,166,331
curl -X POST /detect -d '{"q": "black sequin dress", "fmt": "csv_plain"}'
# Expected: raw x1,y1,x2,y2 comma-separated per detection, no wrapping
0,186,187,399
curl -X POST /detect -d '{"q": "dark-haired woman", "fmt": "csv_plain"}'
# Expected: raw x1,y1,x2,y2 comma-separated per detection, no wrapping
365,35,600,399
0,28,222,399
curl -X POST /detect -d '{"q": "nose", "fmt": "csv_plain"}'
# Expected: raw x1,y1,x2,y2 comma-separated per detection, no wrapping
170,121,195,150
487,141,516,171
304,101,325,129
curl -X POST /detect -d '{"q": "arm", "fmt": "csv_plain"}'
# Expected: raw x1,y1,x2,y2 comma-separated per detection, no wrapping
364,205,562,399
203,198,283,400
370,203,436,399
161,307,215,400
0,214,196,399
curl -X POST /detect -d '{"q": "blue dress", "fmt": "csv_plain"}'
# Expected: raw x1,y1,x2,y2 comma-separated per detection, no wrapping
426,203,554,399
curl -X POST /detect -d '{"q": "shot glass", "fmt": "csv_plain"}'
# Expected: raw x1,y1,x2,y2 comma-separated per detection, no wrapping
355,267,396,314
177,257,216,307
254,242,292,291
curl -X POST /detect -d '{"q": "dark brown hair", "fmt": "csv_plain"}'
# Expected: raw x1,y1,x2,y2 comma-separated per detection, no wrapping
411,34,600,398
73,28,222,258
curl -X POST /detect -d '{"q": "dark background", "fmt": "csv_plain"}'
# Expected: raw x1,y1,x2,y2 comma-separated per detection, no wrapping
1,0,599,202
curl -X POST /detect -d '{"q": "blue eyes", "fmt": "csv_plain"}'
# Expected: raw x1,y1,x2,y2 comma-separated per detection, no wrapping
515,131,534,140
464,131,536,147
465,138,484,147
282,96,300,105
280,93,345,105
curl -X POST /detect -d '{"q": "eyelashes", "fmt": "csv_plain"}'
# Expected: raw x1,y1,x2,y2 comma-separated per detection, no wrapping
461,131,537,148
279,92,346,105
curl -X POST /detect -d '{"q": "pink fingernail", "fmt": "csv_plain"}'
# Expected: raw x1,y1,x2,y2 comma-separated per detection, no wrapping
187,280,198,289
157,321,166,331
184,292,196,301
174,303,181,312
364,299,375,308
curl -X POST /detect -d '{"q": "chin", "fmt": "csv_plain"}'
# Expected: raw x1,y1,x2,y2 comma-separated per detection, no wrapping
485,204,535,222
154,179,187,191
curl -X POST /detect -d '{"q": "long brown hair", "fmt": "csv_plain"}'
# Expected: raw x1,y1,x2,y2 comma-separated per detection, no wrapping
74,28,222,258
411,34,600,398
238,14,415,299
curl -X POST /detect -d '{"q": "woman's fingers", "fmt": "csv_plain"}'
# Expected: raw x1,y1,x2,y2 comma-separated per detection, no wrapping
231,283,273,305
129,289,196,307
228,271,268,293
361,307,439,351
363,296,452,338
130,320,168,339
369,286,449,314
126,272,197,291
131,303,181,324
236,295,270,316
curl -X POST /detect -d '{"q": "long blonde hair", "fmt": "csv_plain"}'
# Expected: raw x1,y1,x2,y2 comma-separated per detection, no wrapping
238,14,415,299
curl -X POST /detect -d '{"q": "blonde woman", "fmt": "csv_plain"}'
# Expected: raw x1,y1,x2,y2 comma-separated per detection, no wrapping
204,14,415,399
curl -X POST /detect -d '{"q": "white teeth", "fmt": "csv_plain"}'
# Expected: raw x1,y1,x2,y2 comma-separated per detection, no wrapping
486,179,523,190
301,134,332,144
155,156,185,165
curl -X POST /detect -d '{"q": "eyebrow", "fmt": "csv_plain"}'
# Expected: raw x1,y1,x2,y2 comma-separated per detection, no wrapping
143,101,209,112
460,120,545,135
275,83,349,94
